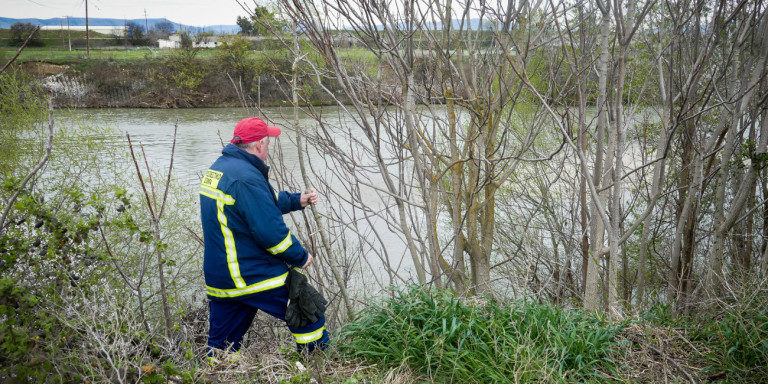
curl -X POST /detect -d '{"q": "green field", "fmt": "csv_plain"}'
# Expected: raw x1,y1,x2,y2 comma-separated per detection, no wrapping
0,28,115,49
0,47,214,64
0,46,379,66
0,28,111,40
0,26,379,66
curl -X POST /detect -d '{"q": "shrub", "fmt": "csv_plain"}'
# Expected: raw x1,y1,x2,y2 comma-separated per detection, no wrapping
149,49,210,106
9,22,42,47
0,69,205,381
124,22,147,46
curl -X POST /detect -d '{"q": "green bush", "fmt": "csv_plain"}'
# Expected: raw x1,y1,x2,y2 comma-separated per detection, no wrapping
9,22,42,47
155,49,209,92
339,288,623,383
0,70,47,171
0,69,205,381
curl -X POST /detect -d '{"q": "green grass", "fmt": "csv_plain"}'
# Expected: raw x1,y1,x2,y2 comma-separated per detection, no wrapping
1,46,380,66
337,48,379,65
0,47,214,64
338,288,623,383
641,288,768,383
0,29,114,48
0,29,111,40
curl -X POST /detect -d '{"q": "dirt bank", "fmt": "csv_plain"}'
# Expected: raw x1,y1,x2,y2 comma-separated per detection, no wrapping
20,59,347,108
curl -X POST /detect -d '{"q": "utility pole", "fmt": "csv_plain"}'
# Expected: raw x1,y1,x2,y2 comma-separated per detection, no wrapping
66,16,72,51
144,9,149,33
85,0,90,58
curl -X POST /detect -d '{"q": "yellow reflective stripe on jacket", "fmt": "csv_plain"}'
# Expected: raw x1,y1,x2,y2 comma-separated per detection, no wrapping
206,272,289,298
199,184,244,288
293,327,326,344
216,199,246,288
200,186,235,205
267,231,293,255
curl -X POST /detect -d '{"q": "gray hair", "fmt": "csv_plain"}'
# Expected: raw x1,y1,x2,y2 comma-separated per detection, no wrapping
235,141,256,151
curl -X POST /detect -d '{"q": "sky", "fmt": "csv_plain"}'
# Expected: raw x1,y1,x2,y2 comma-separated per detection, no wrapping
2,0,249,26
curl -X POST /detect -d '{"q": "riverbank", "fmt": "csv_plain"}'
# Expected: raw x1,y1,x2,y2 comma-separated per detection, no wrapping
113,287,768,383
9,48,377,108
20,59,334,108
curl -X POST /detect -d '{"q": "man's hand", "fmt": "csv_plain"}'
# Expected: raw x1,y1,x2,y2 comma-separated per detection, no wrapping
300,188,318,208
301,252,314,269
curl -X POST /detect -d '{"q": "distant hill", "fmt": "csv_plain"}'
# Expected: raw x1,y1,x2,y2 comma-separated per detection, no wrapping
0,17,239,34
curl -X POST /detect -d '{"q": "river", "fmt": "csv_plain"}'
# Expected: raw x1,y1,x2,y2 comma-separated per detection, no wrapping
59,107,297,186
57,106,421,292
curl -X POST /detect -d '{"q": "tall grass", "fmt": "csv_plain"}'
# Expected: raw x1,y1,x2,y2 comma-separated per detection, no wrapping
688,286,768,382
338,288,623,383
640,283,768,383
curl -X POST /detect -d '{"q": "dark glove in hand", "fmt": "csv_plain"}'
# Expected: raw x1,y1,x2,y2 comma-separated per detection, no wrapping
285,268,328,329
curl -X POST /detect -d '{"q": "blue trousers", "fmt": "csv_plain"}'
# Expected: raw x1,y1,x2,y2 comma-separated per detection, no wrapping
207,285,329,354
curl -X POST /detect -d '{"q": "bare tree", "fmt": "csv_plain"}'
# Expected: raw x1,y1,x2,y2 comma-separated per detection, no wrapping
232,0,768,319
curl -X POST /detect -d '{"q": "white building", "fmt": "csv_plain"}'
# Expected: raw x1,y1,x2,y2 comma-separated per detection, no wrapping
158,38,180,49
158,34,221,49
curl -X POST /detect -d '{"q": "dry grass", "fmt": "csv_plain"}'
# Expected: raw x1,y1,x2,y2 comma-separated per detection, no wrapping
177,311,380,383
609,323,709,384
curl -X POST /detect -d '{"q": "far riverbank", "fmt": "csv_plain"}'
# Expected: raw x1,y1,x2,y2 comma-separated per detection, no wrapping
19,57,349,108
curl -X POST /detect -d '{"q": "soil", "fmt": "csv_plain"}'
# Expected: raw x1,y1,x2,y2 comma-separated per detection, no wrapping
21,62,69,76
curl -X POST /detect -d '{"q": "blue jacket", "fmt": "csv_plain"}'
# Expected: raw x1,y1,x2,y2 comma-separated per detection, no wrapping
200,144,308,301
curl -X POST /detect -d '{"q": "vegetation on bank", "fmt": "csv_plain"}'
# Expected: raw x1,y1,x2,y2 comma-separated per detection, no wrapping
1,37,379,108
338,287,768,383
3,0,768,381
5,68,764,383
340,288,622,382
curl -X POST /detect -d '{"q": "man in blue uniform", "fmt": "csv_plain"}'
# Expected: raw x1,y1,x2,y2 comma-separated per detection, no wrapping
200,116,329,355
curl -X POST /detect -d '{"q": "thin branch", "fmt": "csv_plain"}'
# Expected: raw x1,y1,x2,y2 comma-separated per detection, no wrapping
158,123,178,219
0,97,54,230
126,133,156,221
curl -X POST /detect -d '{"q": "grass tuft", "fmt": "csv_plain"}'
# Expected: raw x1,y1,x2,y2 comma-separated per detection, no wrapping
338,287,623,383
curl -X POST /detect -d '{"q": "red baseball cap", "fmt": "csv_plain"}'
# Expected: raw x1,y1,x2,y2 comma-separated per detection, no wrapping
230,117,281,144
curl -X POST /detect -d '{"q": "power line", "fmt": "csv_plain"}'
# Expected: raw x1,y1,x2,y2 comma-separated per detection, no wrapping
22,0,50,7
